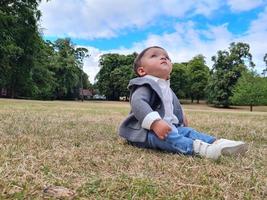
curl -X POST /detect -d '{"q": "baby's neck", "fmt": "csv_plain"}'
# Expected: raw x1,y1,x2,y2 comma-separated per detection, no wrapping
144,74,170,80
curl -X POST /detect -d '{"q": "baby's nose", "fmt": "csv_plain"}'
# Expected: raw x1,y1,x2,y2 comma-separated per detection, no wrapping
160,56,167,60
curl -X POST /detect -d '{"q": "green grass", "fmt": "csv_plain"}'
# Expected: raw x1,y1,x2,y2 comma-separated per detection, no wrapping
0,99,266,199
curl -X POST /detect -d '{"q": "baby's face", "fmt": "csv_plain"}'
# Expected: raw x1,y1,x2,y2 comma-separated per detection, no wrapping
138,47,172,80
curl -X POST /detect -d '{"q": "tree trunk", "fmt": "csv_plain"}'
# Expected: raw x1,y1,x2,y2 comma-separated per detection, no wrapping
11,86,15,99
250,104,253,112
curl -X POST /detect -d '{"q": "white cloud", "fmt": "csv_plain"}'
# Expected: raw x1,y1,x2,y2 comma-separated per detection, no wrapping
129,22,234,68
86,11,267,81
39,0,222,39
237,6,267,72
227,0,265,12
192,0,222,17
160,0,221,18
39,0,159,39
104,5,267,74
39,0,267,81
248,6,267,33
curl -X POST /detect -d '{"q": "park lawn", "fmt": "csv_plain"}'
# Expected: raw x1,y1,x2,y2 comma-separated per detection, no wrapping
0,99,266,199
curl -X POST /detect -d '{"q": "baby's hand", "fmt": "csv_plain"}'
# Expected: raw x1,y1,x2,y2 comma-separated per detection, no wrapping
150,119,172,140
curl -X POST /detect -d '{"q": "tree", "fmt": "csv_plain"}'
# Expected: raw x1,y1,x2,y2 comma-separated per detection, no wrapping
170,63,190,99
52,38,84,99
29,38,91,100
207,42,254,107
231,71,267,111
0,2,92,100
81,72,92,90
96,54,120,100
110,65,134,99
75,47,90,101
31,39,57,99
187,55,210,103
0,0,43,98
95,53,136,100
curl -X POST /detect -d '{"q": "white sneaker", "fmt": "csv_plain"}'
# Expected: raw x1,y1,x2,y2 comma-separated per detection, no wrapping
193,140,221,160
193,139,248,160
214,139,248,156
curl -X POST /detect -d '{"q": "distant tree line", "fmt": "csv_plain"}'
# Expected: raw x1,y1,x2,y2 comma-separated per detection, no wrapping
96,43,267,110
0,0,91,100
1,1,267,110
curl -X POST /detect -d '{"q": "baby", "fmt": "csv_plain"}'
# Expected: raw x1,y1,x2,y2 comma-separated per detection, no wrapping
119,46,247,160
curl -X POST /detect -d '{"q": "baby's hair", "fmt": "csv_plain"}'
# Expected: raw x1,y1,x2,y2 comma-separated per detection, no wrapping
133,46,165,76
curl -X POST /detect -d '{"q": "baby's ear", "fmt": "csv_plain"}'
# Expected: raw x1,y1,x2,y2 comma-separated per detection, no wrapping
137,67,146,76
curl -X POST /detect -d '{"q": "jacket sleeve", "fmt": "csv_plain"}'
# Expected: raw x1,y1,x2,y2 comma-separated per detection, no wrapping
130,85,161,129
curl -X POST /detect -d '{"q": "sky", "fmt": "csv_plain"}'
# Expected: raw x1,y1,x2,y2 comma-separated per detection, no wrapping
39,0,267,83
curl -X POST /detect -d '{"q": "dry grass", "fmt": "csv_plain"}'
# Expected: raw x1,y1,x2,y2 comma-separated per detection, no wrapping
0,99,266,199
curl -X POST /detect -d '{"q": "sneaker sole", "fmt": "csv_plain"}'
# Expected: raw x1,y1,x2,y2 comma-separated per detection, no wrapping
221,143,248,156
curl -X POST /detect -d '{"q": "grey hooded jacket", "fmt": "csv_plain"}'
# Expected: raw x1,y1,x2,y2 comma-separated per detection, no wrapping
118,77,184,142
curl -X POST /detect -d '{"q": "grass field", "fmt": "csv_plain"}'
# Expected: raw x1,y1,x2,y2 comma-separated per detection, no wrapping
0,99,266,199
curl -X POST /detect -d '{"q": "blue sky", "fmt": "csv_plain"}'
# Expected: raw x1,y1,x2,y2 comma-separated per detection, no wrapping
39,0,267,83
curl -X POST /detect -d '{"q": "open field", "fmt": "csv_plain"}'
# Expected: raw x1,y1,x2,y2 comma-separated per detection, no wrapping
0,99,266,199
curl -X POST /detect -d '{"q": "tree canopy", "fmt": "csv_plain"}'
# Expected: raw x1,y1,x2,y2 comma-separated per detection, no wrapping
170,63,189,99
207,42,254,107
95,53,136,100
0,0,42,97
187,55,210,103
0,1,91,100
231,71,267,111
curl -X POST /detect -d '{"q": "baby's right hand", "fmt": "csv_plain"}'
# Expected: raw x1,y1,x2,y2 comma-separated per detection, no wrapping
150,119,172,140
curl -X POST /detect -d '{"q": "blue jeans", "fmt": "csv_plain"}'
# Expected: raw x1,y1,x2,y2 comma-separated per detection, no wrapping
130,125,216,155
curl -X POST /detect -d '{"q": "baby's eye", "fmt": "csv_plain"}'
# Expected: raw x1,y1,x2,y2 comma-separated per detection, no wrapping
166,56,170,60
151,54,157,58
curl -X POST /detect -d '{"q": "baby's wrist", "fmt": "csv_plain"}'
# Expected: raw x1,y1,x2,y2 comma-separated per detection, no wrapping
150,119,161,130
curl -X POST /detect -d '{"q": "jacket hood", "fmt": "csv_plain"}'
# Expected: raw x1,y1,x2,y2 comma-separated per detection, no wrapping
128,77,164,100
